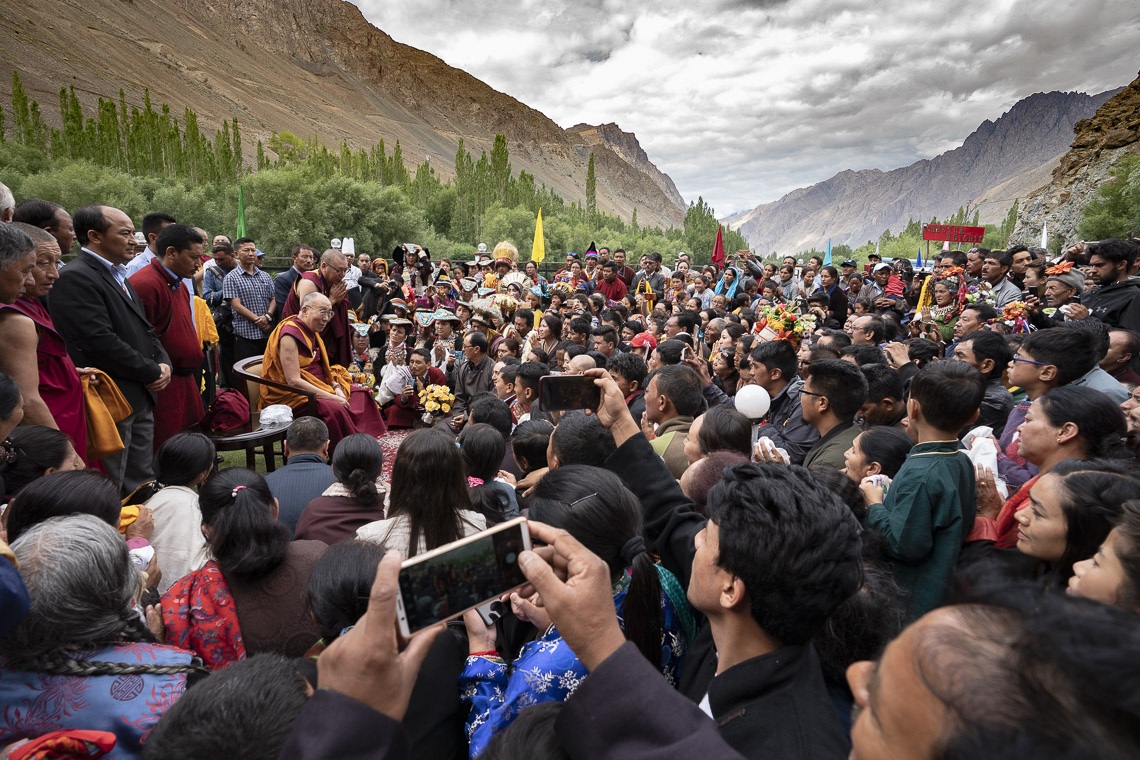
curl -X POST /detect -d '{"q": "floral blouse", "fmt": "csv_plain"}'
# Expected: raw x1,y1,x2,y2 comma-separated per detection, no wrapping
459,567,689,757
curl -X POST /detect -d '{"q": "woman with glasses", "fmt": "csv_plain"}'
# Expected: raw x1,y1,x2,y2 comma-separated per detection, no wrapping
460,466,690,757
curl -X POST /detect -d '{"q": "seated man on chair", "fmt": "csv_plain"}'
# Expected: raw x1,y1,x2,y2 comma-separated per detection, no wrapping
260,291,385,451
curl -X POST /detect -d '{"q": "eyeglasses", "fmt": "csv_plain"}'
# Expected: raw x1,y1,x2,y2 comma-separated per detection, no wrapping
1011,355,1048,366
306,307,333,316
325,264,348,275
800,389,828,400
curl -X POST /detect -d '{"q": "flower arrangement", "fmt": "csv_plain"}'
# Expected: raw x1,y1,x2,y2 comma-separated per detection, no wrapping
753,304,816,347
1001,301,1034,334
963,281,996,308
419,384,455,423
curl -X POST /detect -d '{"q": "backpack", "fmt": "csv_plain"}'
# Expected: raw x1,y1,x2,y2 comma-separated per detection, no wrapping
200,388,251,433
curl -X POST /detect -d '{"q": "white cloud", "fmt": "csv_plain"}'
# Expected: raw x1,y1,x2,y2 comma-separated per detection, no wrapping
355,0,1140,216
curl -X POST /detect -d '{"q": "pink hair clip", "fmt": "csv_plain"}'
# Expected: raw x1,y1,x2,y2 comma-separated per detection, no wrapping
231,485,247,498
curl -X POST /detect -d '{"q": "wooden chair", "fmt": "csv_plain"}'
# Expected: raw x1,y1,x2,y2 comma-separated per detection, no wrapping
197,356,315,472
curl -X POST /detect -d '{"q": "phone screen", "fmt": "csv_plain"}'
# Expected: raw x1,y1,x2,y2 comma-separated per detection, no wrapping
538,375,602,411
397,518,530,636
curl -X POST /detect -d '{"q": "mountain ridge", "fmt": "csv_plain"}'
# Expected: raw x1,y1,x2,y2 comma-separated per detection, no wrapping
727,87,1120,254
1014,71,1140,246
0,0,686,229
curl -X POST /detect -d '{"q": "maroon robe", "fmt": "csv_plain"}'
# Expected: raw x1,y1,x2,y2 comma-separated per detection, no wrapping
129,260,205,450
1,298,88,462
281,272,352,369
278,321,386,451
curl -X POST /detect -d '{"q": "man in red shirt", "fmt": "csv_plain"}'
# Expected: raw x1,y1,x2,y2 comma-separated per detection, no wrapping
128,223,206,449
594,260,628,304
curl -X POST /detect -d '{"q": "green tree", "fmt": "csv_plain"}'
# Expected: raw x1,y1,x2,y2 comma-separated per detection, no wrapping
10,72,31,146
585,152,597,219
1080,155,1140,240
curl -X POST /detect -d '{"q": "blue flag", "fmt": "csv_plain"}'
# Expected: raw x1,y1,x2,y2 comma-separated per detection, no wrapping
915,246,923,269
823,238,832,267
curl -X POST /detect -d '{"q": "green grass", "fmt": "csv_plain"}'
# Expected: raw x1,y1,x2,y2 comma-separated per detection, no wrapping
218,448,270,475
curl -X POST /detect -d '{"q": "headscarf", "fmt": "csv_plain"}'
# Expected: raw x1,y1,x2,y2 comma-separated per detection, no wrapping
919,266,967,316
714,266,742,299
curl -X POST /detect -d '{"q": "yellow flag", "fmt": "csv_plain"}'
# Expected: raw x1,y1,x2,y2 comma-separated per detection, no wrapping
531,208,545,264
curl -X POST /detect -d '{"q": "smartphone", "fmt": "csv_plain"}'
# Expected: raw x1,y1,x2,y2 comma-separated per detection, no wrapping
396,517,532,637
538,374,601,411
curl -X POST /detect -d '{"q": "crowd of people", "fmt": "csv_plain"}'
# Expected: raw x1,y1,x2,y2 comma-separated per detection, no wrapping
0,179,1139,759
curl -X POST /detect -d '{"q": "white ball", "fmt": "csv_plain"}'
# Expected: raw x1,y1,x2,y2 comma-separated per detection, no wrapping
734,384,771,420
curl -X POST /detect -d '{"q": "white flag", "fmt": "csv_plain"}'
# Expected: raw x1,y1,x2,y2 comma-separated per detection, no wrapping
1040,221,1048,250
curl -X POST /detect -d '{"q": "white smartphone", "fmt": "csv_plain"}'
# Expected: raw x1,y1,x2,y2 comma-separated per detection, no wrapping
395,516,532,638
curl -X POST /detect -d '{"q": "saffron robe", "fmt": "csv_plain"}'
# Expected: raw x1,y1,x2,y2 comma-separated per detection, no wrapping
281,271,352,367
260,316,385,450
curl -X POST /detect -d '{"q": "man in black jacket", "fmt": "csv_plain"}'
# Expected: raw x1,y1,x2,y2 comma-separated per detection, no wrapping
1076,238,1140,333
590,369,861,760
50,205,170,492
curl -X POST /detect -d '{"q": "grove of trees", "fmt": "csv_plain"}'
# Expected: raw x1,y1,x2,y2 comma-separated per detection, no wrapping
0,74,746,270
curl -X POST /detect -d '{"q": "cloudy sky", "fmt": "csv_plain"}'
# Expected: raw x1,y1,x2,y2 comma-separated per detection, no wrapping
356,0,1140,217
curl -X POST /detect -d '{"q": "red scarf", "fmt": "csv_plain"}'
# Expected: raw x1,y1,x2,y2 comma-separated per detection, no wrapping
994,475,1040,549
161,560,246,669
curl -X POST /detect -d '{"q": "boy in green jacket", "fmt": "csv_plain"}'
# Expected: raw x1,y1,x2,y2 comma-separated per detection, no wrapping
860,361,984,620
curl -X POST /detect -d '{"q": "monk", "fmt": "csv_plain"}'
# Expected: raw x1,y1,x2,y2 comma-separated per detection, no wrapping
0,224,89,460
261,292,385,450
129,224,206,450
281,249,351,367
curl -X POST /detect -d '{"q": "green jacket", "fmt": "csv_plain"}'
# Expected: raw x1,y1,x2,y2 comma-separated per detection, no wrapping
864,440,976,620
802,421,859,472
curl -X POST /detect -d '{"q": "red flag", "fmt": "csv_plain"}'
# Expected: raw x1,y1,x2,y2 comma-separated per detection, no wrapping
712,226,725,268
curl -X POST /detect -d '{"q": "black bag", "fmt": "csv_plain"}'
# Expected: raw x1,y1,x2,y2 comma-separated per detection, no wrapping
211,301,234,336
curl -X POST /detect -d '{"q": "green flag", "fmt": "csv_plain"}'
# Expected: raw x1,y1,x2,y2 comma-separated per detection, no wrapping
236,185,247,238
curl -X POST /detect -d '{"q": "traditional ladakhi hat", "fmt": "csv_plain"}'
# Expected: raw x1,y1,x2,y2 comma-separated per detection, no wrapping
388,298,409,312
1045,262,1085,294
430,308,461,324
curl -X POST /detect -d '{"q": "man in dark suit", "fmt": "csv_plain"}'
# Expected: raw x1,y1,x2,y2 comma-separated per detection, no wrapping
50,205,170,493
264,416,336,536
273,243,316,318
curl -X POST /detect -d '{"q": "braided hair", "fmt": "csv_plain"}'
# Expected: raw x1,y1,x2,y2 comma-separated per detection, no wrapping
526,466,667,667
3,514,207,677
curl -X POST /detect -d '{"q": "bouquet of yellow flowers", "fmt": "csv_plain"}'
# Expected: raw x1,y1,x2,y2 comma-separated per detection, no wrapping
753,304,815,347
418,384,455,424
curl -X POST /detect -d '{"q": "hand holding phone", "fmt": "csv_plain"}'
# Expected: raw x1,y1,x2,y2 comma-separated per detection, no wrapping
396,517,532,637
316,551,441,721
538,375,602,411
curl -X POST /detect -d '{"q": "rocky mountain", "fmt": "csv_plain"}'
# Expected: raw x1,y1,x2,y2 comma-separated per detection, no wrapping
568,123,687,212
727,88,1119,255
0,0,686,229
1013,71,1140,246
